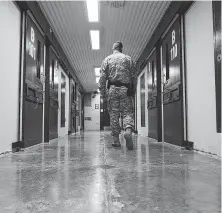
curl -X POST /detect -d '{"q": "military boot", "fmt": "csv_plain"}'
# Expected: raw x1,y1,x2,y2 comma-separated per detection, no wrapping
124,128,133,150
112,135,121,148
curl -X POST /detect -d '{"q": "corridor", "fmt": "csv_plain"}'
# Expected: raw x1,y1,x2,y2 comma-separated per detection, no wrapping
0,131,220,213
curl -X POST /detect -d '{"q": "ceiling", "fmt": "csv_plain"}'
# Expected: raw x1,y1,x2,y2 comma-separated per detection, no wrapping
38,1,171,93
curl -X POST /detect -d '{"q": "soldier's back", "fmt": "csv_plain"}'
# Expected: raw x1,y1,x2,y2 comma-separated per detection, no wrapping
106,52,132,83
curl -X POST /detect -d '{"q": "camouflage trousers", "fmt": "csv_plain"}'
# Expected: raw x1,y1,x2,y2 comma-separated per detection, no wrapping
107,86,134,137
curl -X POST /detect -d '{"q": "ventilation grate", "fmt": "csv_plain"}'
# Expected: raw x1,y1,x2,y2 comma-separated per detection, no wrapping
106,1,125,8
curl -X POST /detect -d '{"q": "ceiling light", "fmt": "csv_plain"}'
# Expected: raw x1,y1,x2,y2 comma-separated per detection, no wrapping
96,76,100,83
95,68,100,76
86,0,99,22
90,30,100,50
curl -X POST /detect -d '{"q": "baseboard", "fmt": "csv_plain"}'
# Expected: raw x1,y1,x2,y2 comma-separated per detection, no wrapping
148,137,158,142
163,141,183,150
148,133,158,140
163,140,193,150
193,149,221,160
184,140,194,150
12,141,24,151
0,149,12,158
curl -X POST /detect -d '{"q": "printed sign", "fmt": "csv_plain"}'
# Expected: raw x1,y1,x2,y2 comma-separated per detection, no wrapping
28,27,36,60
170,30,178,61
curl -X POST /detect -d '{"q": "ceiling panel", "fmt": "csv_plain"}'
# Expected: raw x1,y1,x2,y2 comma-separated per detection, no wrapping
38,1,171,92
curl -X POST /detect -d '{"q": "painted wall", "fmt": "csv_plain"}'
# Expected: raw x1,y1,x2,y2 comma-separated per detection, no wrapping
136,66,148,137
84,93,100,131
0,2,21,153
185,1,221,157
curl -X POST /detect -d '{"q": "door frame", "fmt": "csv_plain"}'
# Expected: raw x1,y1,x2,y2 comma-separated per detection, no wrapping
146,47,160,140
18,11,26,147
212,1,221,133
21,11,45,148
160,14,186,146
58,66,69,137
81,95,84,131
68,76,76,134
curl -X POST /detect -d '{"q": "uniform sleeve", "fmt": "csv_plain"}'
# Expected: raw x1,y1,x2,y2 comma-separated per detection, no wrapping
131,60,137,92
98,58,108,97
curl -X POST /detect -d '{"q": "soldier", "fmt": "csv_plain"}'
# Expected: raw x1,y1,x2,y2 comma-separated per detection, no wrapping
99,41,137,150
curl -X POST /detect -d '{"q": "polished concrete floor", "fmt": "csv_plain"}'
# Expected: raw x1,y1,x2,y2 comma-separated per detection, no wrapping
0,131,221,213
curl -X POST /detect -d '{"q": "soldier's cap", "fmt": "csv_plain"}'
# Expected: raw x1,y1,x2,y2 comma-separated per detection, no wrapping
112,41,123,50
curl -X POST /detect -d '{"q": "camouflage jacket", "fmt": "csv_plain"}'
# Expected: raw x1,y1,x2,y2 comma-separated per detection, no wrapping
98,51,137,97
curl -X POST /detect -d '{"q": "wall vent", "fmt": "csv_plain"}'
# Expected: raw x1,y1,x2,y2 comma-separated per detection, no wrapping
106,1,125,8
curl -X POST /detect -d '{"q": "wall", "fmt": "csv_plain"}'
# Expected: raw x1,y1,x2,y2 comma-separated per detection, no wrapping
84,93,100,131
136,66,148,137
185,1,221,157
0,2,21,153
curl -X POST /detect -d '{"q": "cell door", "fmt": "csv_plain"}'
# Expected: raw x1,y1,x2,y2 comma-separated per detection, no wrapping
140,73,146,128
58,69,69,137
23,13,44,147
48,48,59,140
147,50,158,139
81,95,84,130
61,72,66,128
102,98,110,128
161,17,184,146
75,91,79,132
70,79,76,133
76,92,81,131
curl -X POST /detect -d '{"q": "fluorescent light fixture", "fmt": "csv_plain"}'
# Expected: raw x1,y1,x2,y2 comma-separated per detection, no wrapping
96,76,100,83
95,68,100,76
90,30,100,50
86,0,99,22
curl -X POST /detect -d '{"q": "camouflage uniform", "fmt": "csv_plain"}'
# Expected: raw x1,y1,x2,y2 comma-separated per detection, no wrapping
99,52,137,138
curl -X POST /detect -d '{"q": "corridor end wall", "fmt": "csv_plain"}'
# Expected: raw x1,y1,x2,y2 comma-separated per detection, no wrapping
84,93,100,131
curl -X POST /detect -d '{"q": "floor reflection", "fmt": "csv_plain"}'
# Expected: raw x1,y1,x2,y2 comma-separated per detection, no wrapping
0,131,220,213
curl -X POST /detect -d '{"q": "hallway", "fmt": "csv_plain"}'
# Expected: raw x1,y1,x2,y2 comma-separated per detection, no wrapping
0,131,220,213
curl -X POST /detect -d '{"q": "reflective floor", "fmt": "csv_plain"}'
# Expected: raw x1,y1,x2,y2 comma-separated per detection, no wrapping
0,131,221,213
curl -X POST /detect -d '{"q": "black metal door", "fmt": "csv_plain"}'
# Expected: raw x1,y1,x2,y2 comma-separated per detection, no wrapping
140,73,146,128
75,89,78,132
76,91,80,132
161,17,184,146
100,97,104,130
61,72,66,127
81,95,84,130
48,48,59,140
147,50,158,139
100,97,110,130
70,79,76,133
103,98,110,127
212,1,221,133
23,14,44,147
